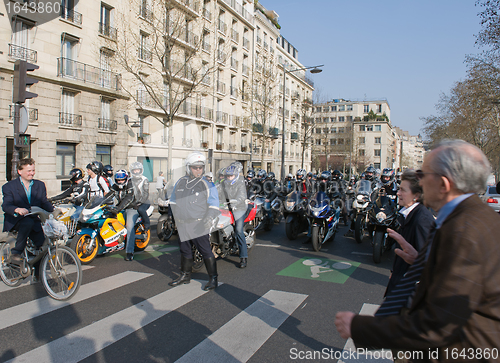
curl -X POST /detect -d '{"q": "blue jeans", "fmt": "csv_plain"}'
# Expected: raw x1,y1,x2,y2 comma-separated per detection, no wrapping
124,209,139,254
233,210,247,258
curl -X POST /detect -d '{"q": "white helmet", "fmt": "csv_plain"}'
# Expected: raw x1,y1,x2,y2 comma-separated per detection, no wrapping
185,152,206,176
129,161,144,179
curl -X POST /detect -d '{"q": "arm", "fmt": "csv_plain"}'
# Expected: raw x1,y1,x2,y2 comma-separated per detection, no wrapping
2,183,19,216
49,186,73,202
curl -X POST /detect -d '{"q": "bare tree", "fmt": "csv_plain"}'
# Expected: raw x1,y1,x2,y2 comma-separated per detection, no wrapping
299,98,314,168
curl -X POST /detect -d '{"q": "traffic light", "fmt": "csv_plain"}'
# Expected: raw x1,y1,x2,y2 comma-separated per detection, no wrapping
13,60,39,104
16,133,31,149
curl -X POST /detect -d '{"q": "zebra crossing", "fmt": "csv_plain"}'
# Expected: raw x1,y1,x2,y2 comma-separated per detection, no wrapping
0,270,309,363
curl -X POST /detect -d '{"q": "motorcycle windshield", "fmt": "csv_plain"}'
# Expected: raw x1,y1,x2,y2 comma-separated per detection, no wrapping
355,180,372,196
309,191,331,217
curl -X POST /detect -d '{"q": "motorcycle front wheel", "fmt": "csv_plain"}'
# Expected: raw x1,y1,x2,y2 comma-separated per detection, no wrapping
311,224,323,252
70,234,98,264
285,216,299,240
0,243,22,287
156,216,174,242
41,246,82,301
373,230,385,264
354,214,365,244
134,223,150,251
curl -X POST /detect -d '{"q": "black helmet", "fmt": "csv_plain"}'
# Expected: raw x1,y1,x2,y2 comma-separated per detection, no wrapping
296,169,306,181
307,172,313,178
256,169,267,179
103,165,113,178
365,166,376,181
267,171,275,180
69,168,85,183
319,170,332,182
381,168,395,185
246,170,255,179
332,169,342,180
86,160,104,175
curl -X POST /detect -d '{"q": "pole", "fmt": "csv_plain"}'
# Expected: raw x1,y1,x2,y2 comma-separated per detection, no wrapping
280,70,286,181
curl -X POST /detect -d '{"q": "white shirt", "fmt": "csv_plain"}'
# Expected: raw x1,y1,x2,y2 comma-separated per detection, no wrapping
88,175,109,197
156,175,165,189
399,202,419,219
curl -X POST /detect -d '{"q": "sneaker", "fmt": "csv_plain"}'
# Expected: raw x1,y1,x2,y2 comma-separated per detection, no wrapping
125,253,134,261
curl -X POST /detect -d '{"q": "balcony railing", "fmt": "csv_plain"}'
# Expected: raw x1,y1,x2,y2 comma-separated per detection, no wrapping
138,47,153,62
231,28,239,43
8,44,37,63
9,105,38,121
61,6,83,25
99,22,118,40
98,118,118,131
182,138,193,147
59,112,82,127
216,111,228,124
176,0,200,14
243,37,249,49
172,28,199,48
57,58,121,90
229,144,236,151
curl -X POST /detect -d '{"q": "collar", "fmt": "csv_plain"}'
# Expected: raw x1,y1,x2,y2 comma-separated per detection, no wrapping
435,193,473,229
399,202,419,219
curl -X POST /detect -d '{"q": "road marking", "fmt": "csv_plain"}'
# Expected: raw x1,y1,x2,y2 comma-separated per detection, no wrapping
7,280,210,363
176,289,308,363
338,303,393,363
254,244,280,248
0,271,152,330
0,265,94,293
351,252,372,256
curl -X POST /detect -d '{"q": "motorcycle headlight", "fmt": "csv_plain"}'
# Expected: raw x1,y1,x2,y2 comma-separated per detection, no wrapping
356,195,368,203
286,201,295,211
310,205,327,217
158,198,168,207
376,211,387,223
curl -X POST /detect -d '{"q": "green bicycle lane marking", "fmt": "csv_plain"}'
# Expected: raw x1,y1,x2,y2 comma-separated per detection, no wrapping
109,244,179,261
277,256,360,284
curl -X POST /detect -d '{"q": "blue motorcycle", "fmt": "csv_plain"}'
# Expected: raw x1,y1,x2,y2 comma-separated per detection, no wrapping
307,191,341,252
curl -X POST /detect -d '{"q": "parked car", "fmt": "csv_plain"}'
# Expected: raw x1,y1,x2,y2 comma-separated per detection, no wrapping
479,185,500,213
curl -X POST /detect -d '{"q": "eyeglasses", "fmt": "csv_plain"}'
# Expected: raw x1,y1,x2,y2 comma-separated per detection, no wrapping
190,166,204,170
415,170,440,180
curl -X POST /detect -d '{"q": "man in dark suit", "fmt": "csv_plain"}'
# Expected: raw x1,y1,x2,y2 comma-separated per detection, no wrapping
335,140,500,362
2,158,54,265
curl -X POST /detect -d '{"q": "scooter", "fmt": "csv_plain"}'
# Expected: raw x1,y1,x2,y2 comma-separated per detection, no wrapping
307,190,341,252
70,196,153,264
284,190,309,240
368,189,399,263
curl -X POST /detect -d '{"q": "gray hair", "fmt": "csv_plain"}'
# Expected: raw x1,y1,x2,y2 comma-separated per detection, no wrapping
430,139,490,194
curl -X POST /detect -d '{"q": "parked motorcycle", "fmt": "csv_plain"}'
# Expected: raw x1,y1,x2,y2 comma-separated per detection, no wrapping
308,191,341,252
368,190,399,263
284,191,309,240
352,180,373,244
70,195,153,264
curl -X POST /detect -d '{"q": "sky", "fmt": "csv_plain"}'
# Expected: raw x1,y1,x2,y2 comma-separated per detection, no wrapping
262,0,484,136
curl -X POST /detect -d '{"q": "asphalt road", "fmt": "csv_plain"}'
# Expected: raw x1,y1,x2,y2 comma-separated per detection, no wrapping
0,213,395,363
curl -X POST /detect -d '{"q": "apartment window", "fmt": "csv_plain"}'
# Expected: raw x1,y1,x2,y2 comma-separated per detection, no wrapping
316,107,322,113
346,105,353,111
363,104,369,113
374,137,381,144
359,137,365,144
61,35,79,77
139,32,151,62
100,3,115,38
316,139,321,145
316,128,321,134
323,127,329,134
330,139,335,145
374,125,381,131
359,149,365,156
331,127,337,133
61,90,76,120
374,163,381,169
330,117,336,122
96,145,111,165
338,116,345,122
338,127,345,133
346,116,353,122
56,143,76,177
323,106,329,112
374,149,381,157
331,105,337,111
359,125,365,131
377,104,382,113
366,125,373,132
338,138,344,145
217,128,223,144
338,105,345,111
323,117,329,123
11,17,36,62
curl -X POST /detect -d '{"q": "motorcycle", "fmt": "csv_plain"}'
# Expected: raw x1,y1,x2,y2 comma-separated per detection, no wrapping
156,189,177,242
70,195,153,264
368,190,399,264
50,200,80,239
250,194,273,231
352,180,374,244
307,190,341,252
0,207,82,300
284,190,309,240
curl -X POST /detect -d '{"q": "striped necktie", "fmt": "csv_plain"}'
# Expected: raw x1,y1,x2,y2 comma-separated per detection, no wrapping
375,223,437,316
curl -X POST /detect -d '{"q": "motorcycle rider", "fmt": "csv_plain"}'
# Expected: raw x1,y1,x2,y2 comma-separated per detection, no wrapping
380,168,398,198
220,162,249,268
103,165,114,187
169,152,220,290
87,161,110,198
296,169,310,195
106,170,140,261
364,166,376,182
48,168,90,220
129,161,151,232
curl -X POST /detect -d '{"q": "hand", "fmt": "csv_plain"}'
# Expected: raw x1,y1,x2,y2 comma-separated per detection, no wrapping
387,228,418,265
14,208,29,216
335,311,355,339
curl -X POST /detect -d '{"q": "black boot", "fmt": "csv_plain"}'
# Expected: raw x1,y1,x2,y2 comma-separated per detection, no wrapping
203,257,218,290
169,256,193,286
239,258,247,268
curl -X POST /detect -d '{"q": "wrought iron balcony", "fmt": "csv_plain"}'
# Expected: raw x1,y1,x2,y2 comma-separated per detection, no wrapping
60,6,83,25
8,44,37,63
9,105,38,121
98,118,118,131
57,58,121,90
99,22,118,40
216,111,228,124
59,112,82,127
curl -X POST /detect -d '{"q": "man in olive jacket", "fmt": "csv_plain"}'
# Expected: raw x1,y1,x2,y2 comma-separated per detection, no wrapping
335,140,500,362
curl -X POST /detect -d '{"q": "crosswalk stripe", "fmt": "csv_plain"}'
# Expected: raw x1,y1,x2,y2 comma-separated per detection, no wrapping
7,279,210,363
176,289,308,363
0,271,152,331
338,303,393,363
0,265,95,293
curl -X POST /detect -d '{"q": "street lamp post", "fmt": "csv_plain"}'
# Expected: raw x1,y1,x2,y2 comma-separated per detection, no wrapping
281,64,323,181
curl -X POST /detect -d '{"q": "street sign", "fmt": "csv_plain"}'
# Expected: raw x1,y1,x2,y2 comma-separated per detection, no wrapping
16,134,31,149
19,106,29,133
